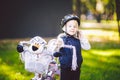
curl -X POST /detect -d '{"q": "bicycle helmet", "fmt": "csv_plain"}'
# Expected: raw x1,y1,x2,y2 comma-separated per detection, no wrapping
61,14,80,27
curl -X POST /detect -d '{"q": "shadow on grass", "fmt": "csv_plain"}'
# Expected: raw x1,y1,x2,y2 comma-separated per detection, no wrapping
0,73,10,80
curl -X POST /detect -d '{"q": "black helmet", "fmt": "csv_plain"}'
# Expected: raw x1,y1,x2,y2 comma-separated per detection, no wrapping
61,14,80,27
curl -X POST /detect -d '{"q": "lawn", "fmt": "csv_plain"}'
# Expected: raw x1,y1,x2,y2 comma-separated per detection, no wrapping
0,22,120,80
81,42,120,80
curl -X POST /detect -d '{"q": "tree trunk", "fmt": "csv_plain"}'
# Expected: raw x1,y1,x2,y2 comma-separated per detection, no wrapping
115,0,120,39
73,0,81,25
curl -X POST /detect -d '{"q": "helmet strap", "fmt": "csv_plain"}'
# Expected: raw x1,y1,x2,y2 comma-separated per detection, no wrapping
62,25,70,35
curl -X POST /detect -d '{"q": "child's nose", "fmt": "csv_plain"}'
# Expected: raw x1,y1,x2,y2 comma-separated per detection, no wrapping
71,26,75,29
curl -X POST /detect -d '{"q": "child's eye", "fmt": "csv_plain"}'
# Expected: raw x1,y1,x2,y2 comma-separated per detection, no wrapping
68,25,72,28
68,25,76,28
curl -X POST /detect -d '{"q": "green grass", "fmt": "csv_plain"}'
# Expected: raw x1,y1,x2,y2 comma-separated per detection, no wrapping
0,40,33,80
81,42,120,80
0,25,120,80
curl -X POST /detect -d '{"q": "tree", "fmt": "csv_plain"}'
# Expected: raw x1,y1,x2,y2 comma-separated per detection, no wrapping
73,0,81,17
73,0,81,25
115,0,120,38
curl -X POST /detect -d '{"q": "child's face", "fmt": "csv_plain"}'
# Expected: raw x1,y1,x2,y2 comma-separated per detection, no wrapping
65,20,79,36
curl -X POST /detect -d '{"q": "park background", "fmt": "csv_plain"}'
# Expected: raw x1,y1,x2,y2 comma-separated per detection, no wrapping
0,0,120,80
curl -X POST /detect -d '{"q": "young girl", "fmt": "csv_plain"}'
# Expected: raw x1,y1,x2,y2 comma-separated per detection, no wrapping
52,14,91,80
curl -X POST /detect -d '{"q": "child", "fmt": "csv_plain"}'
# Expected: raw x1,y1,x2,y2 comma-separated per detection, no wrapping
52,14,91,80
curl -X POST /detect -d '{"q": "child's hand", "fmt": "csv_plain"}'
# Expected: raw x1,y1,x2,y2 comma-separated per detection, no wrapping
78,30,91,50
56,38,64,48
47,39,64,53
77,30,84,39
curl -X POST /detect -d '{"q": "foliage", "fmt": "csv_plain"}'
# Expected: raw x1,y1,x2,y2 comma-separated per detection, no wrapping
80,0,116,20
